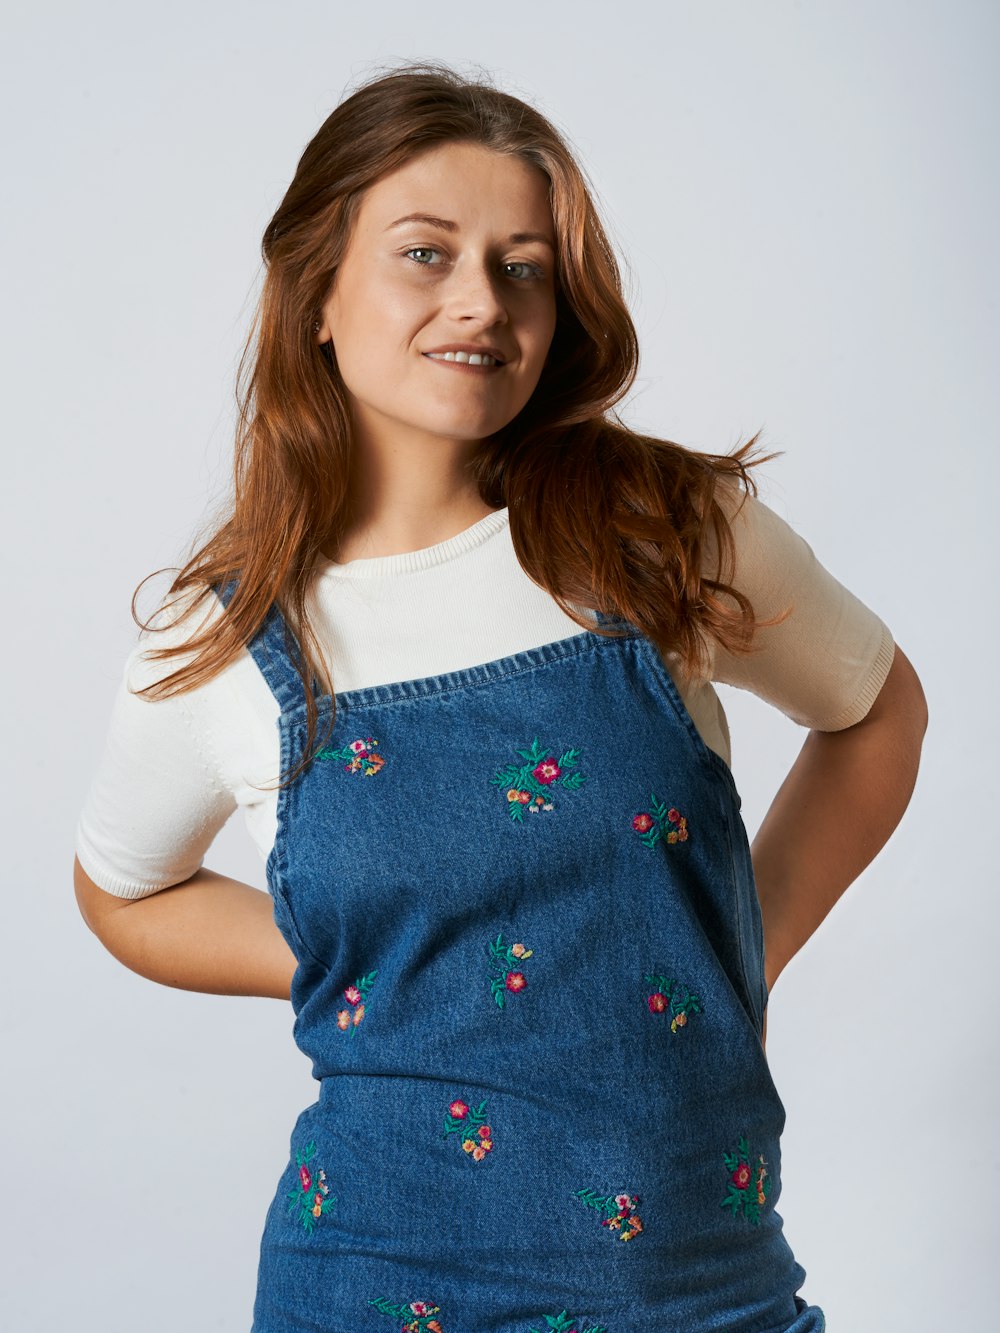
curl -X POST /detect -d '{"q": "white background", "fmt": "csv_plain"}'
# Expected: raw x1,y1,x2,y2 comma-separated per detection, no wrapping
3,2,996,1329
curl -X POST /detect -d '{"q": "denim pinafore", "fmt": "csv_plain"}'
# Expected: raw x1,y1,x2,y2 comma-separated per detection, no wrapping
218,581,826,1333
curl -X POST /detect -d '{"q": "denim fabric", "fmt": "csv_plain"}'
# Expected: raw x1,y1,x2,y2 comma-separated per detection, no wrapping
216,584,825,1333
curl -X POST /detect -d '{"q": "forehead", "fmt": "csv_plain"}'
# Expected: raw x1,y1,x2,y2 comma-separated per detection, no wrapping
355,141,555,240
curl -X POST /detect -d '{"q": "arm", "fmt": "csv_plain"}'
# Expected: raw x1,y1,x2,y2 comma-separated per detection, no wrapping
74,855,297,1000
751,644,928,1043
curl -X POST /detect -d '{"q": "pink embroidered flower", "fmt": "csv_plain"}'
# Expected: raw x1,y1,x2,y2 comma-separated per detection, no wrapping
633,812,654,832
533,759,562,784
647,992,667,1013
615,1192,633,1210
409,1302,431,1316
478,1124,492,1138
733,1162,752,1189
449,1099,469,1119
299,1165,312,1191
349,739,370,754
505,971,527,993
517,790,531,804
510,943,527,958
472,1146,486,1161
344,984,361,1005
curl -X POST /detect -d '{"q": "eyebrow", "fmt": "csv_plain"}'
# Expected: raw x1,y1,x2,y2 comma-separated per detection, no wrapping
384,213,555,250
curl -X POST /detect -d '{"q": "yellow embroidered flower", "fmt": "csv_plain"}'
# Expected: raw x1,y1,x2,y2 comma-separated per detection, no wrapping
462,1139,476,1153
336,1010,350,1030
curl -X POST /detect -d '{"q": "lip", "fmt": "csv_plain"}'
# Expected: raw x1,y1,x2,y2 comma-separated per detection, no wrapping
422,343,509,364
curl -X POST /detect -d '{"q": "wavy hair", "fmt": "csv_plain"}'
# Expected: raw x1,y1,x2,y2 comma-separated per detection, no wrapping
133,60,776,786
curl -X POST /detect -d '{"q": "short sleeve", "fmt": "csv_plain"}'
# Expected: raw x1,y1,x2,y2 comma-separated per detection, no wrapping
74,589,238,899
707,490,896,730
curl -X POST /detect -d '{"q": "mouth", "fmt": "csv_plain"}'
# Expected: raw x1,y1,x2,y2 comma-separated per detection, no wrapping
423,350,506,371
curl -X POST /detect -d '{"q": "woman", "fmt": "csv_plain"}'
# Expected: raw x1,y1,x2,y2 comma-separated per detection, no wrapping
74,62,927,1332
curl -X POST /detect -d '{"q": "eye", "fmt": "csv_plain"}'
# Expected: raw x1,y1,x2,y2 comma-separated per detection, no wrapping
504,261,546,282
404,247,442,265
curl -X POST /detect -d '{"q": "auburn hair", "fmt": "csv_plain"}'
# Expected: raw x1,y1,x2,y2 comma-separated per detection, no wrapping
133,60,776,787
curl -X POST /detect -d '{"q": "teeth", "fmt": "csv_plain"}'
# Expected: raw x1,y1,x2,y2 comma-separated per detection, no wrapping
427,350,499,367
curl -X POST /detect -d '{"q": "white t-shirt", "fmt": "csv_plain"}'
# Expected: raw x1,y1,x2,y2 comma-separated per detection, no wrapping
75,496,895,900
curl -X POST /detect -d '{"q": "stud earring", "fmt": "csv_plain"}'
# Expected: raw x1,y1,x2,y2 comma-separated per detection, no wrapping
312,320,321,333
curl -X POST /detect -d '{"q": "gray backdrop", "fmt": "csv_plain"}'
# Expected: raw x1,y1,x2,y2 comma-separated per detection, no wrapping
3,1,996,1329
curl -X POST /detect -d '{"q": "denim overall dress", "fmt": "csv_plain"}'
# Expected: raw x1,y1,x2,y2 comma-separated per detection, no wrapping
217,581,826,1333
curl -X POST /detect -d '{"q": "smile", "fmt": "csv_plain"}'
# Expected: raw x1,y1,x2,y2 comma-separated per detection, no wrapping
424,351,503,370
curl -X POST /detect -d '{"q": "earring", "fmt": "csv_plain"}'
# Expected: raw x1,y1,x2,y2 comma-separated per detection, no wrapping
312,320,321,333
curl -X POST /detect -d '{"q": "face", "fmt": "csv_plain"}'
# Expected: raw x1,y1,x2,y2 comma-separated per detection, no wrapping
316,141,559,456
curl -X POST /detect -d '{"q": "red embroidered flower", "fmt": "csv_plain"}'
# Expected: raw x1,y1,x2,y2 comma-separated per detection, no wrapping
733,1162,751,1189
647,992,667,1012
632,812,654,831
505,971,527,992
533,759,562,784
478,1124,492,1138
344,984,361,1005
449,1099,469,1119
667,807,680,823
299,1165,311,1191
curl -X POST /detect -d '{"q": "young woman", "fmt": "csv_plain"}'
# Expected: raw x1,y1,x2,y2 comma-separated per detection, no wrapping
74,62,927,1332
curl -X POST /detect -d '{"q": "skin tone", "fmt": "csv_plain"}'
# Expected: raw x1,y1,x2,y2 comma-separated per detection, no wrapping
74,141,927,1057
314,140,558,561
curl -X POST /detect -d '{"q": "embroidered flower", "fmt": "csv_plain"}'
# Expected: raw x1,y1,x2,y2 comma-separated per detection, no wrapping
529,1313,609,1333
444,1098,493,1160
572,1187,644,1241
314,735,385,776
632,795,689,849
286,1142,335,1232
721,1135,771,1224
490,738,586,823
334,970,377,1036
487,933,534,1008
369,1297,444,1332
643,972,703,1033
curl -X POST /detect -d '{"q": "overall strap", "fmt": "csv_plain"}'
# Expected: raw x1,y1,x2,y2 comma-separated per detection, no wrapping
214,578,315,713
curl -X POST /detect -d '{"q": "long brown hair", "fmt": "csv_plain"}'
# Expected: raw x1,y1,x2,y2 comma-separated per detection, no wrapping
133,60,774,785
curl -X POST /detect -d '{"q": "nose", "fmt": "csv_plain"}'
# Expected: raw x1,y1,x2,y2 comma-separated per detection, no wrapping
443,257,509,326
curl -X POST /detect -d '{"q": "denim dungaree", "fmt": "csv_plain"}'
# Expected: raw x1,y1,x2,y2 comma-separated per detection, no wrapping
217,581,825,1333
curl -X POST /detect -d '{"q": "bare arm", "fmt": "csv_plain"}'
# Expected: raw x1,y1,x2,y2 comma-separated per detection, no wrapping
73,856,298,1001
752,644,928,1045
